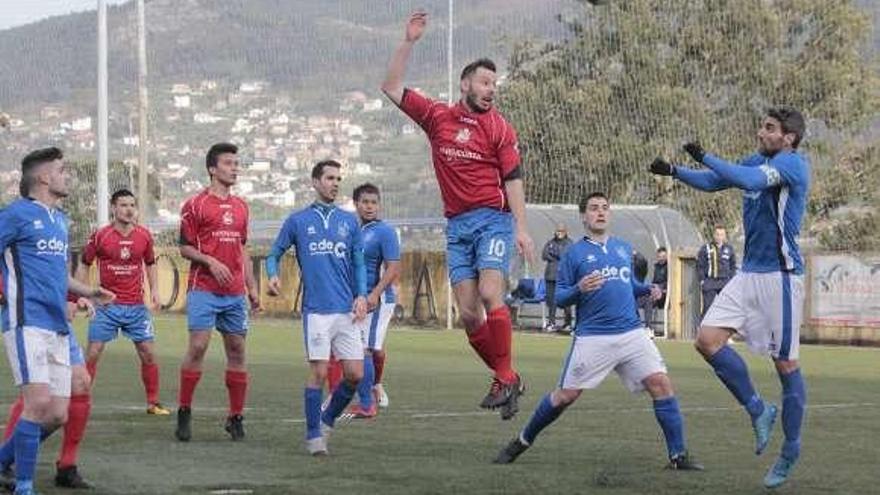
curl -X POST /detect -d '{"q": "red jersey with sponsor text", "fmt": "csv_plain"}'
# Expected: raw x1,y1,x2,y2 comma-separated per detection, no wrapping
81,225,155,305
179,189,249,295
398,89,520,218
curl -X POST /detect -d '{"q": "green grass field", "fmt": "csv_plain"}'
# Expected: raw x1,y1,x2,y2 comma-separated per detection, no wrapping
1,315,877,495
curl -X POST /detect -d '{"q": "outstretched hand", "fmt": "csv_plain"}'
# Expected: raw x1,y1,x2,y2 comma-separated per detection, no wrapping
649,158,674,176
405,11,427,42
683,142,705,163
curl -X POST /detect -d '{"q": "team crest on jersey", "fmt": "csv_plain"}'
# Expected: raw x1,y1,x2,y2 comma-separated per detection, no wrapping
120,246,131,261
616,246,628,261
222,210,234,226
307,225,316,235
455,128,471,144
337,223,349,238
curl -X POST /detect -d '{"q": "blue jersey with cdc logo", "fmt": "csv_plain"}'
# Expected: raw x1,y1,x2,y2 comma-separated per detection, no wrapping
267,204,363,314
720,152,809,275
555,236,651,337
0,198,70,333
362,220,400,304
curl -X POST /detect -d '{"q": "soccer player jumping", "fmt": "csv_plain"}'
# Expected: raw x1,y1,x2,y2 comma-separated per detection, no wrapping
650,106,810,488
382,12,534,420
76,188,170,416
495,192,702,471
175,143,260,442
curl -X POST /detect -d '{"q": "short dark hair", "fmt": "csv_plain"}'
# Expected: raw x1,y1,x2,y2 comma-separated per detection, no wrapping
353,183,380,202
311,160,342,180
205,142,238,171
714,225,726,231
657,246,667,253
578,191,609,213
766,106,805,148
111,188,135,204
460,58,496,80
20,147,63,197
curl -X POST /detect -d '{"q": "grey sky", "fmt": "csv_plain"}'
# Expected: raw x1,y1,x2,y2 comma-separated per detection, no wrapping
0,0,129,31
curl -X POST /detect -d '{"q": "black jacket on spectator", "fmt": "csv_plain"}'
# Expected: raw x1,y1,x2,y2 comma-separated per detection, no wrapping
697,242,737,291
542,236,573,281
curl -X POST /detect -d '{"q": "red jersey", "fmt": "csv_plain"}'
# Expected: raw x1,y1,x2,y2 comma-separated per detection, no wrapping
179,189,249,295
81,224,156,305
398,88,520,218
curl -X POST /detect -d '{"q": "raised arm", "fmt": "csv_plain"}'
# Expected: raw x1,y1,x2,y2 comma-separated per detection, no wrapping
381,12,427,106
649,157,731,192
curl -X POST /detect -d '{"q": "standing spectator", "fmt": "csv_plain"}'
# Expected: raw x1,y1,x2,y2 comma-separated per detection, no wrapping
697,226,737,316
642,247,669,332
541,223,573,332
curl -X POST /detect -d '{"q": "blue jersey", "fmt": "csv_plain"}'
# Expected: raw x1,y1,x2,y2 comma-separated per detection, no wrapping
0,198,70,333
731,152,809,274
556,236,650,336
267,203,365,314
362,220,400,304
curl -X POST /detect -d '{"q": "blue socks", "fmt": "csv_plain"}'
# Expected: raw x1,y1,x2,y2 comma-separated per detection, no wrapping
358,355,375,409
13,419,41,489
304,387,323,440
708,345,765,420
322,381,356,428
653,397,686,458
521,394,566,445
779,368,806,460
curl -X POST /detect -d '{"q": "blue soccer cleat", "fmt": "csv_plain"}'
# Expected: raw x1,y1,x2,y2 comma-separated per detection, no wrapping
752,402,778,455
763,454,798,488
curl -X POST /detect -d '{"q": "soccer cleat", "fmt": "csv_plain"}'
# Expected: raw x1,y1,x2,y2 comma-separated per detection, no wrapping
374,384,389,408
175,406,192,442
146,403,171,416
479,378,504,409
225,414,245,441
498,375,526,421
305,436,327,456
493,437,529,464
752,402,778,455
763,454,798,489
351,403,378,419
54,465,93,489
666,452,705,471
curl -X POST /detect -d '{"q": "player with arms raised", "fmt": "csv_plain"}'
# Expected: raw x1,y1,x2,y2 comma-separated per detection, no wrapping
382,12,534,419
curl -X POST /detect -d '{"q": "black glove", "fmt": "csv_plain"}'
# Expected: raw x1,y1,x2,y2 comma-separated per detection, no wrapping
683,142,705,163
649,158,675,176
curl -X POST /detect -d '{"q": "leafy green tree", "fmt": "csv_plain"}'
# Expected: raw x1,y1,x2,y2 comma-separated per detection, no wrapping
501,0,879,248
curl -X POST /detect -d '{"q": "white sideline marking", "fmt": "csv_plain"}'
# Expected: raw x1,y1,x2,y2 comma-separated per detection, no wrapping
209,490,253,495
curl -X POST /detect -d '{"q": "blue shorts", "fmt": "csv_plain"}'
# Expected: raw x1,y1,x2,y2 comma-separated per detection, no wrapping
88,304,154,343
186,291,248,335
446,208,513,285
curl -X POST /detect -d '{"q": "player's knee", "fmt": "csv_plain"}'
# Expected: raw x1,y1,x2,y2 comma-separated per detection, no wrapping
71,368,91,394
773,358,799,375
459,311,481,332
552,389,580,407
643,373,674,398
694,330,723,358
23,395,52,419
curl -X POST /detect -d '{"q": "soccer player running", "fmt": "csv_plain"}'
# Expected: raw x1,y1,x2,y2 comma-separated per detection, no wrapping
0,147,114,495
494,192,702,470
266,160,368,456
649,106,809,488
75,188,170,415
175,143,260,442
349,183,401,416
382,12,534,419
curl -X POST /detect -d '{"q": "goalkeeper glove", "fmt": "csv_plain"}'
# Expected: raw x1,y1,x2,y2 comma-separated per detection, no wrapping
649,158,675,177
683,142,705,163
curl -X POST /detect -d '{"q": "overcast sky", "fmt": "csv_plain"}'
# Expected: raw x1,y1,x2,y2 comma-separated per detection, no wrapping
0,0,129,31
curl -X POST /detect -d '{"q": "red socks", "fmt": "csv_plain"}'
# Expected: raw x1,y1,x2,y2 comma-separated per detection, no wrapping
467,321,495,370
57,394,91,469
224,370,248,416
141,363,160,405
327,355,343,393
178,368,202,409
3,395,23,441
487,306,517,384
372,350,386,385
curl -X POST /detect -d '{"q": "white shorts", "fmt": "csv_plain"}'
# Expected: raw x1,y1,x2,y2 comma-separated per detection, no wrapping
3,326,72,397
702,272,804,360
355,302,396,351
303,313,363,361
558,328,667,393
